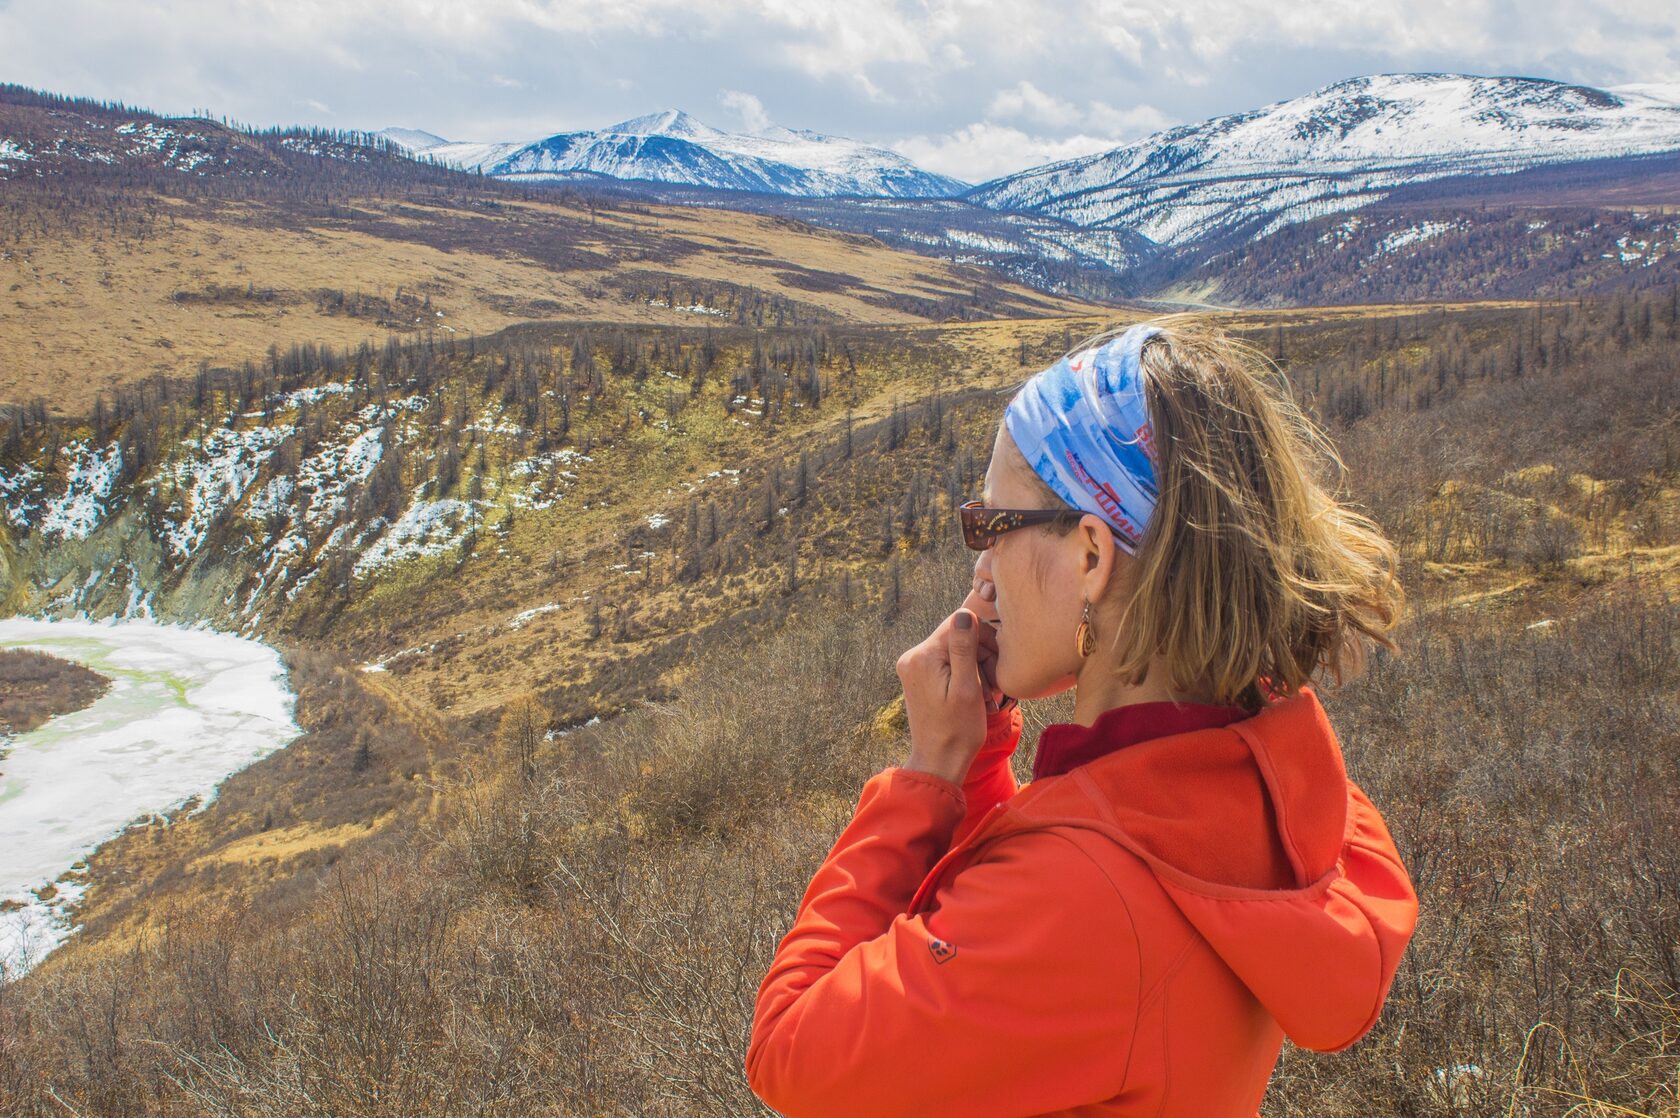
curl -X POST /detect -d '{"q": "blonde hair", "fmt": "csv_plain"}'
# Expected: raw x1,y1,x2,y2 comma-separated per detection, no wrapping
1009,314,1403,712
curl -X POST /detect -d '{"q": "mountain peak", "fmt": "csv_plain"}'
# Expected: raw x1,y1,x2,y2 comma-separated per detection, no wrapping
760,124,822,142
374,127,449,153
602,109,719,140
1296,72,1629,114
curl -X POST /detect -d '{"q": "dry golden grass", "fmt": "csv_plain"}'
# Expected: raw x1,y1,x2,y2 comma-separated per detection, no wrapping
185,814,398,873
0,193,1092,413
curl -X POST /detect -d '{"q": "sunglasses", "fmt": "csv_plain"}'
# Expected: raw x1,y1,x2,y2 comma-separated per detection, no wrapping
958,499,1084,551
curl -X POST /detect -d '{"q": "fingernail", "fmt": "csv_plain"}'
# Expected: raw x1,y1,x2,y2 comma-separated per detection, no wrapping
955,612,972,630
980,584,996,601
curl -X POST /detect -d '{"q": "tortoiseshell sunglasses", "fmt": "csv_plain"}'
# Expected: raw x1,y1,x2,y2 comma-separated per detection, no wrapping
958,499,1083,551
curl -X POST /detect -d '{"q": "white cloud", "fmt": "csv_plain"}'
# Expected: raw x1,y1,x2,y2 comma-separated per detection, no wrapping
1083,100,1175,137
963,81,1176,177
0,0,1675,175
893,122,1137,183
989,81,1077,125
989,81,1175,142
720,89,771,133
750,0,937,80
1075,0,1680,82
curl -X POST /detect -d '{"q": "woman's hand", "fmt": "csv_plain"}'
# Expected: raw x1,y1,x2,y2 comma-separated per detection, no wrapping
895,608,991,785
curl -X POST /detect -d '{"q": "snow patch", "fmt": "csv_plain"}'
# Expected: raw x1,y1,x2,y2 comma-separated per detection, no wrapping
156,425,293,559
354,498,474,573
1372,221,1456,257
508,448,591,510
0,461,42,527
277,382,353,409
507,603,562,629
247,475,296,526
647,299,728,316
296,425,385,527
39,442,124,540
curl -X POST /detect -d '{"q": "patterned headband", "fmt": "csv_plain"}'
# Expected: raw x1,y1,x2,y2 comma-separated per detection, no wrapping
1002,323,1163,555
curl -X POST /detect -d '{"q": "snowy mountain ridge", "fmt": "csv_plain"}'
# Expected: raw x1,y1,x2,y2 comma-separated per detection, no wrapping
966,73,1680,248
377,110,968,199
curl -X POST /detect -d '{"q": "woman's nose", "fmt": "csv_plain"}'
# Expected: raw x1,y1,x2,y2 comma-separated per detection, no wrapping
973,553,997,601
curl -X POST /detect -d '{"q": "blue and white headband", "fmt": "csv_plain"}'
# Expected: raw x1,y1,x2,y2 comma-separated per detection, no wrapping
1003,323,1163,555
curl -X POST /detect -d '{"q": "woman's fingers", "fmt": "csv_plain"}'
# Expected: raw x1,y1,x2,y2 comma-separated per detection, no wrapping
897,608,992,778
954,586,1004,705
944,610,981,703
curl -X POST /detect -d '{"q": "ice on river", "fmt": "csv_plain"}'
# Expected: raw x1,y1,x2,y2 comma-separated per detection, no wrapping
0,617,300,979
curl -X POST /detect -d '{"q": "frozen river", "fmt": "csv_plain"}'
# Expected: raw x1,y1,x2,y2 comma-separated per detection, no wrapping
0,617,300,978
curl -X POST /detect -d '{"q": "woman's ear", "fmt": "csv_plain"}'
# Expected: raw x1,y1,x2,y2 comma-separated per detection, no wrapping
1077,514,1119,600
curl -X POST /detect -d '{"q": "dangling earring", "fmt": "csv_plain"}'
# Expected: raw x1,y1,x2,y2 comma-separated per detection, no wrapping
1075,599,1095,659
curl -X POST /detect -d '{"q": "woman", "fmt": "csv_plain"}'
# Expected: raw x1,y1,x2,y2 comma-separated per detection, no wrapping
746,319,1418,1118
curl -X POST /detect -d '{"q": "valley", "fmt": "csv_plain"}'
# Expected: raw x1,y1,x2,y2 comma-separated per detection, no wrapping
0,74,1676,1118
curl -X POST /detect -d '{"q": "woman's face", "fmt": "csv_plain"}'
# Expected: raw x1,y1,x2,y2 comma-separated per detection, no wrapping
971,422,1101,701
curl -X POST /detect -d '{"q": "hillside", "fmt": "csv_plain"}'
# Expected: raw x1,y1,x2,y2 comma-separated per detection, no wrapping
0,314,1121,725
1158,197,1680,306
0,189,1085,414
0,289,1675,1117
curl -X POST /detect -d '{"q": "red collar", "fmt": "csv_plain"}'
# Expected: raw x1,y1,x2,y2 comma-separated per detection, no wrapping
1032,699,1253,781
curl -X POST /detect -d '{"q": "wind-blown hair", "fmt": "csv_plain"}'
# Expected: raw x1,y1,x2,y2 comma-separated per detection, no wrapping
1008,314,1404,712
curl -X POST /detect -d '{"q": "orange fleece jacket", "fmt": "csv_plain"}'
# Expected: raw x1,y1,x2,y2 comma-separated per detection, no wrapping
746,686,1417,1117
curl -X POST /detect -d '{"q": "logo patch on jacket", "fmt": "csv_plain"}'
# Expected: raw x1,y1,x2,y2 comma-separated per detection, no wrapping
928,938,957,964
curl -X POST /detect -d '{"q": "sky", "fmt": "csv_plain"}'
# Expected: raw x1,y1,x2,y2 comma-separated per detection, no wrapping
3,0,1678,183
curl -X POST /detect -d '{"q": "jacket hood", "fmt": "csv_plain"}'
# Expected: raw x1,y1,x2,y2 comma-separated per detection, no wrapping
1008,686,1417,1052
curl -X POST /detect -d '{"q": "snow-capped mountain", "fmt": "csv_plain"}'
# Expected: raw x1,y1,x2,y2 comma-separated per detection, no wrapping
1610,83,1680,106
374,127,448,152
376,110,968,199
966,74,1680,248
